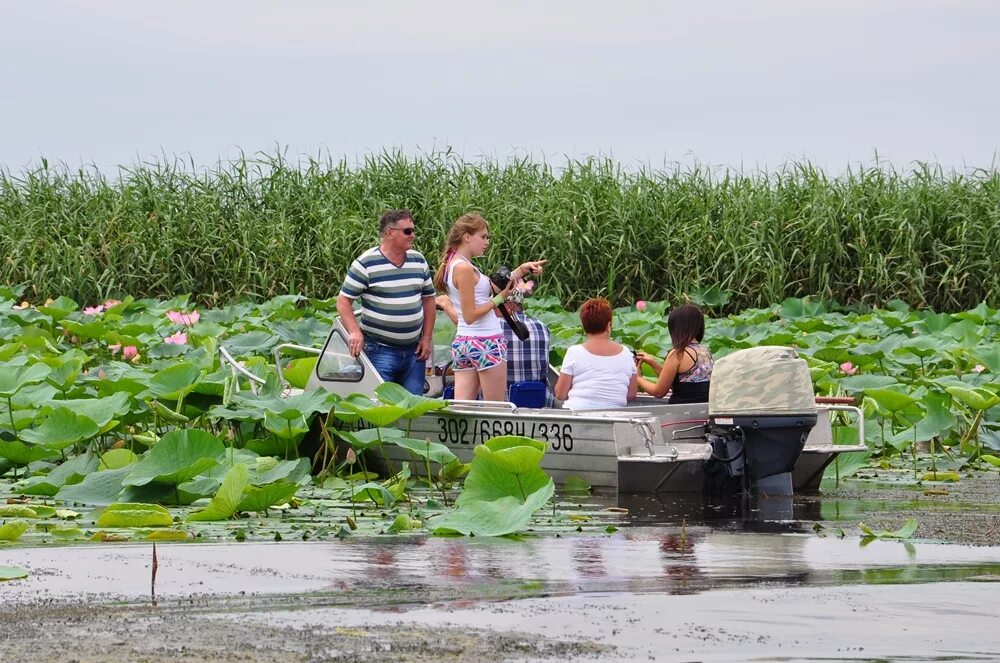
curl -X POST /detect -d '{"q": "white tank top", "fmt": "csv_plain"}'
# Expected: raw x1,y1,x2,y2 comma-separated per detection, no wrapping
446,255,503,337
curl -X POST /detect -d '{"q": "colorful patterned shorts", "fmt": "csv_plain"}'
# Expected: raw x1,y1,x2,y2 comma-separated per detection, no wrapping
451,334,508,371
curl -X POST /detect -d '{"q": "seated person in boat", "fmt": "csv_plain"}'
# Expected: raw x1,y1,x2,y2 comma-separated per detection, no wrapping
635,303,713,404
554,298,637,410
436,281,553,405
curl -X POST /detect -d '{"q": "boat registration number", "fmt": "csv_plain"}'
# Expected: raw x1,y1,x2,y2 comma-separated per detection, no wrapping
437,417,575,452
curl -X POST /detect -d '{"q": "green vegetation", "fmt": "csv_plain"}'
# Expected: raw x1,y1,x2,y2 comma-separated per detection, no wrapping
1,152,998,310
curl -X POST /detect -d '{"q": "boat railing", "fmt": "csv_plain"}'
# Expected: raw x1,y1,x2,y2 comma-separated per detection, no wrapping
821,404,866,449
218,346,267,395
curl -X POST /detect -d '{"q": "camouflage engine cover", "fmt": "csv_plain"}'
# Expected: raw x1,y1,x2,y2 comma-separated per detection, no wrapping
708,346,816,417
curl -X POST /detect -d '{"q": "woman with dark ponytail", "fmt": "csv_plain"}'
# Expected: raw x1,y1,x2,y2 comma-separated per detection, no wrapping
636,303,713,404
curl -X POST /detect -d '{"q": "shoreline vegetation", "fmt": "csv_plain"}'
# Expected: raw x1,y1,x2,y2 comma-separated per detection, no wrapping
1,151,998,310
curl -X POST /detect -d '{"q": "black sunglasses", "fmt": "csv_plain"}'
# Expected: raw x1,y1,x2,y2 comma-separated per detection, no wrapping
393,227,415,235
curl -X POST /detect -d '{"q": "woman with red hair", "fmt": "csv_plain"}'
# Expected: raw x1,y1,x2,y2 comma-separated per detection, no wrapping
554,298,637,410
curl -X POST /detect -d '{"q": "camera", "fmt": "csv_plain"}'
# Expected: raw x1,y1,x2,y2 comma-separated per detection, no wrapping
490,266,513,291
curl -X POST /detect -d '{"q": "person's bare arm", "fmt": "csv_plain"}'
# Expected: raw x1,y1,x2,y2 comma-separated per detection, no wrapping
337,295,364,357
637,350,680,398
415,296,436,361
454,262,512,324
627,372,638,401
435,294,458,324
554,372,573,401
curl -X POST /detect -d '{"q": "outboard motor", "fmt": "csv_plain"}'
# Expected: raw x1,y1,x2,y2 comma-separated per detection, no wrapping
704,346,817,497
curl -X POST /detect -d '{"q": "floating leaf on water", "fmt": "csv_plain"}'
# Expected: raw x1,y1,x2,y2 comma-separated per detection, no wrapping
981,454,1000,468
146,529,191,541
97,503,174,528
859,517,918,540
0,505,38,518
0,566,29,581
920,471,961,483
0,520,30,541
562,476,592,493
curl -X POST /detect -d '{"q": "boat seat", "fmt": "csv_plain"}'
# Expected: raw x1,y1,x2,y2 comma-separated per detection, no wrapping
508,380,547,408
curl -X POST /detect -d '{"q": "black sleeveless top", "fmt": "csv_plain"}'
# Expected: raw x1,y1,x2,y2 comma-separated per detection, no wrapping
668,342,713,404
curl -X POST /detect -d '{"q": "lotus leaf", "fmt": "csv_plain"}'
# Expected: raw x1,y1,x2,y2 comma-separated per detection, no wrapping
388,436,459,466
146,529,191,541
124,429,223,487
340,394,409,427
0,566,29,581
336,427,404,451
0,505,38,518
0,363,51,397
56,467,130,505
146,361,202,400
432,480,554,537
99,448,139,470
375,382,449,419
0,440,59,466
349,481,397,505
837,375,899,392
458,437,550,506
386,513,422,533
60,319,108,342
20,451,99,496
946,386,1000,412
188,462,249,521
41,392,130,429
865,388,918,414
222,331,279,357
263,410,310,440
48,526,86,540
236,481,298,513
19,407,100,450
972,344,1000,374
36,296,79,320
0,520,30,541
97,503,174,528
283,357,318,389
859,517,918,540
254,457,311,485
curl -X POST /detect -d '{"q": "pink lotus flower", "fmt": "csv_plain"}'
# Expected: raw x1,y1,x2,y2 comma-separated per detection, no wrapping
164,331,188,345
122,345,139,360
166,310,200,326
108,344,121,355
973,364,986,373
840,361,857,375
636,300,647,312
83,305,104,315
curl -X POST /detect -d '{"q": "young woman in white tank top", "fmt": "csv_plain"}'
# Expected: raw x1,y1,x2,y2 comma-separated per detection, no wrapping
433,213,546,402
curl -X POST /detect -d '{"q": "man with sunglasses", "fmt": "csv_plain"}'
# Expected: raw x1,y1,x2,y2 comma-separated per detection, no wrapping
337,209,436,395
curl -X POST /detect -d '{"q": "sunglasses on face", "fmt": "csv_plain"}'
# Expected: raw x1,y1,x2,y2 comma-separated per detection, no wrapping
393,227,415,235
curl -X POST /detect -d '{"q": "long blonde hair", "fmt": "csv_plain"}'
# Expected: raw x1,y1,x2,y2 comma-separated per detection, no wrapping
433,213,488,291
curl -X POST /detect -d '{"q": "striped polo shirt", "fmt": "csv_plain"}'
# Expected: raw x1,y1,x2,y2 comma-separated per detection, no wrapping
339,246,436,346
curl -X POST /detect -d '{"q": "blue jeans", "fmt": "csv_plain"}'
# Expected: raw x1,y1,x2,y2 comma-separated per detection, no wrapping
363,341,426,395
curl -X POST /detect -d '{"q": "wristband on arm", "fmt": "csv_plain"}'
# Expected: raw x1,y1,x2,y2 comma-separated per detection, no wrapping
491,294,505,307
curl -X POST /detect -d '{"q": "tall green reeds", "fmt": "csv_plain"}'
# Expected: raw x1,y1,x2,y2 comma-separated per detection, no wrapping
1,152,997,310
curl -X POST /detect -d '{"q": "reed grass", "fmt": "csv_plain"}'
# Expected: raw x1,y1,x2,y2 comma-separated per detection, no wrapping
1,152,998,311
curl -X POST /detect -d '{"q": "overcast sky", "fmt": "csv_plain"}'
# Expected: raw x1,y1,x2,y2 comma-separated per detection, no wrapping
2,0,998,173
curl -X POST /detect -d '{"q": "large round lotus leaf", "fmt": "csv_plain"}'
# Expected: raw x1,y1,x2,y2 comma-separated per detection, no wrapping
19,407,100,450
36,296,78,320
473,436,546,475
123,429,224,487
837,375,900,392
0,363,51,398
97,503,174,528
433,479,554,537
55,467,130,505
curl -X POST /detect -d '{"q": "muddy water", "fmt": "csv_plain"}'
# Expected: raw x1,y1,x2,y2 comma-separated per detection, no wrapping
4,475,1000,661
